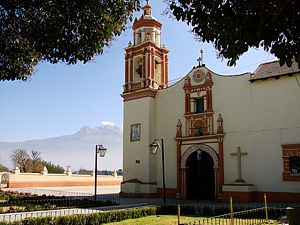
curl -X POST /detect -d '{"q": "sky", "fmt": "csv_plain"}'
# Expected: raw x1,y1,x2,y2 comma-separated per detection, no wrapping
0,0,277,143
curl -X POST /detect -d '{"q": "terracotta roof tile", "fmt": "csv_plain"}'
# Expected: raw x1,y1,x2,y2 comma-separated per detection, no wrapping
250,60,300,81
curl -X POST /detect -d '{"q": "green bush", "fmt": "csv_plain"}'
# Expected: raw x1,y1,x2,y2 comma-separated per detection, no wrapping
19,206,157,225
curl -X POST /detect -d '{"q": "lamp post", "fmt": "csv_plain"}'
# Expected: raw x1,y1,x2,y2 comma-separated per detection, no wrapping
94,144,107,202
149,138,166,207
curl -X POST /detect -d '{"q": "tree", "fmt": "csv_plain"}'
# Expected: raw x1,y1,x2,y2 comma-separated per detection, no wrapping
0,0,140,81
0,164,9,172
10,149,29,172
10,149,63,173
42,161,64,174
167,0,300,67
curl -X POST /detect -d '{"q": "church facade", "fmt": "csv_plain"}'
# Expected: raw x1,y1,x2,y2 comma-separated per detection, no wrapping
120,3,300,202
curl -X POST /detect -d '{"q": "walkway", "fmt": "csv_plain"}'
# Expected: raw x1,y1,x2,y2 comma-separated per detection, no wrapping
1,186,299,223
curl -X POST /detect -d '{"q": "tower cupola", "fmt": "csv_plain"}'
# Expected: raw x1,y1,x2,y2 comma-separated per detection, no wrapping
122,2,169,100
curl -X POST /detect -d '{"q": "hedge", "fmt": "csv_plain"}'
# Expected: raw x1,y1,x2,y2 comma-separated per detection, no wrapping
17,206,157,225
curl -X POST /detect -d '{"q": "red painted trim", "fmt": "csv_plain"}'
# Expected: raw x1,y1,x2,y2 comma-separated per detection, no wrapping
7,180,121,188
175,134,224,142
161,58,165,85
218,141,224,199
223,191,300,203
121,178,157,185
157,188,178,198
207,89,212,111
185,112,214,118
151,48,154,80
282,144,300,181
122,89,158,101
142,51,146,79
176,142,181,194
165,55,168,87
125,59,128,83
120,192,158,198
129,57,133,82
133,19,162,30
147,51,150,79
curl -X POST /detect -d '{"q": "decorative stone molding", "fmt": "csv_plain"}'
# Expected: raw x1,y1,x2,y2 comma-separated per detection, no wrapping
41,166,48,175
13,166,20,175
181,144,219,169
282,144,300,181
217,114,224,134
66,166,72,176
176,119,182,137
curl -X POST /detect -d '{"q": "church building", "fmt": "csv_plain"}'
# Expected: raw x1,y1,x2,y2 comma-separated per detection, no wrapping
120,3,300,202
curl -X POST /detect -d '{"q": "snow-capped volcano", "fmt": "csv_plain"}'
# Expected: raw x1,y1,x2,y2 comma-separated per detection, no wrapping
0,123,123,171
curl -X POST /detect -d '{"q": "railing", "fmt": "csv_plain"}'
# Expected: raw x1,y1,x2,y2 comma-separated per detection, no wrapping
0,196,119,208
3,188,119,204
4,187,93,198
182,207,286,225
95,194,120,204
159,198,300,209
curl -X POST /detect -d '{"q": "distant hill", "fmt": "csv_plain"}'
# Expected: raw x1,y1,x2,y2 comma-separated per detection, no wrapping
0,123,123,171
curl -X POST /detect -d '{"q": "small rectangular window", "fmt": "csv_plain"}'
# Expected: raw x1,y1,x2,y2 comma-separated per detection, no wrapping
195,98,204,113
290,157,300,174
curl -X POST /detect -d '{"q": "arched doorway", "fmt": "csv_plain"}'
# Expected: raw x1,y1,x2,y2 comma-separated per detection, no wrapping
180,144,220,200
186,150,215,200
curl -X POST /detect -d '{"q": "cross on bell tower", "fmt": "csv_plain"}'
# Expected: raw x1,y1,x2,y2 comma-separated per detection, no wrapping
122,2,169,98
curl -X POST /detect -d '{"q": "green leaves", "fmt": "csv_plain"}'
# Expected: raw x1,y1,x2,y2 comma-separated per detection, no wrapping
0,0,140,81
167,0,300,67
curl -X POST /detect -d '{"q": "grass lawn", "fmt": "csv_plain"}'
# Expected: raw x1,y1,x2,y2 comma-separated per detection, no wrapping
104,215,199,225
104,215,279,225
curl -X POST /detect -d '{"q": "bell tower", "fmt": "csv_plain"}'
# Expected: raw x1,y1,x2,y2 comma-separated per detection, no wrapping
122,2,169,100
121,2,168,197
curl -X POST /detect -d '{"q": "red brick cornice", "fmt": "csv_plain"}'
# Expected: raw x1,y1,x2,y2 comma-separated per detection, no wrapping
121,88,157,101
121,179,157,185
125,41,169,54
175,134,224,142
133,19,162,30
282,144,300,149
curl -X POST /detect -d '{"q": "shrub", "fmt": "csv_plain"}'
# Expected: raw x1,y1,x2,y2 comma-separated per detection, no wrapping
20,206,158,225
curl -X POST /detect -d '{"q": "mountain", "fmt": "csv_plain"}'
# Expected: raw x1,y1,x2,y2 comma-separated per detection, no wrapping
0,123,123,171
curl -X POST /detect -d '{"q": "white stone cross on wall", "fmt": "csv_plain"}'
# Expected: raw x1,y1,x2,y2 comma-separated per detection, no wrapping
230,146,248,183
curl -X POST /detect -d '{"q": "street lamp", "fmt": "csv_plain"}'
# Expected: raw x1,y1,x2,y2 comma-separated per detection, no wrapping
149,138,166,207
94,144,107,202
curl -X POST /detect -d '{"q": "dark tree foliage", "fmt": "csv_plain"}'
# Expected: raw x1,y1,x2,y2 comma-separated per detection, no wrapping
0,164,9,172
42,161,64,174
0,0,139,81
10,149,64,173
168,0,300,67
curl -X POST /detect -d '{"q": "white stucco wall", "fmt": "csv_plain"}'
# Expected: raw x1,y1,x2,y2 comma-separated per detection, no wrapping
212,72,300,192
155,79,185,188
122,66,300,195
123,96,157,185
